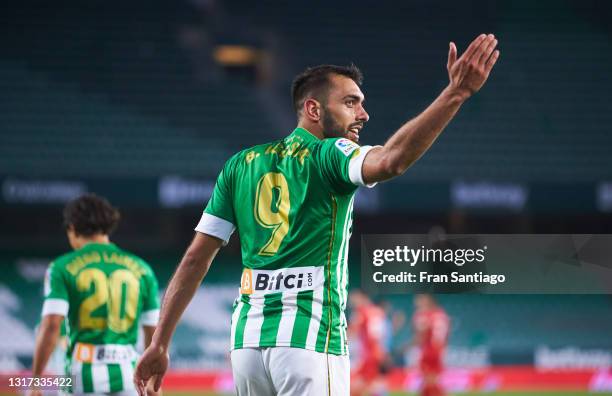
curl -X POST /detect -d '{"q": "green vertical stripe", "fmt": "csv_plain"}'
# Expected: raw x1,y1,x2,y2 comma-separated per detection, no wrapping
259,293,283,345
315,292,329,353
315,262,331,353
329,290,342,353
329,247,342,355
120,283,127,318
82,363,94,393
108,364,123,392
233,295,251,349
316,196,336,352
63,357,71,392
290,290,313,348
330,196,352,354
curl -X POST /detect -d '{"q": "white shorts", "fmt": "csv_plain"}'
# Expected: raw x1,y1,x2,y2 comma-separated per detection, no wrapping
231,347,349,396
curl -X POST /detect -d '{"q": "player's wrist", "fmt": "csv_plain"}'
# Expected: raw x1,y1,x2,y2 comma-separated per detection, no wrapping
442,85,471,104
149,340,169,354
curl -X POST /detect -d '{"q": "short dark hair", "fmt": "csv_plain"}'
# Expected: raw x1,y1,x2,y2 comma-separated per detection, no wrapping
63,193,120,237
291,64,363,114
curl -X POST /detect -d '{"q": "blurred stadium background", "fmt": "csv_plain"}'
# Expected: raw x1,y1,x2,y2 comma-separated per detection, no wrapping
1,0,612,394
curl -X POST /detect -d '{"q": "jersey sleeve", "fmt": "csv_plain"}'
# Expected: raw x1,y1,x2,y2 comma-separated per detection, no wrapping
195,157,237,245
41,262,69,317
140,268,160,327
317,138,378,194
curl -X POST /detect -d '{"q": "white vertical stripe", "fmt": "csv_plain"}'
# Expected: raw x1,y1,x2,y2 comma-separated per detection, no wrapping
343,200,354,354
336,216,347,353
230,299,244,350
120,361,135,391
241,297,264,346
342,259,349,310
342,199,354,311
275,292,298,344
336,196,354,354
340,202,354,354
306,287,324,349
341,311,348,356
71,361,83,394
92,363,110,393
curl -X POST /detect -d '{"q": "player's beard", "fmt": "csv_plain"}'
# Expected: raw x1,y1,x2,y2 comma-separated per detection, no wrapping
321,106,350,140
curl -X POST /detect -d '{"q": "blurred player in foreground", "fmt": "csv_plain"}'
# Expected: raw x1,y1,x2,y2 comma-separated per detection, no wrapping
135,33,499,395
349,290,389,396
30,194,161,396
412,294,450,396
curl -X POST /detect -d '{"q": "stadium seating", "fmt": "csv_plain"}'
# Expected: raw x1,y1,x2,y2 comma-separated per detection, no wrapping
2,1,612,180
0,61,229,177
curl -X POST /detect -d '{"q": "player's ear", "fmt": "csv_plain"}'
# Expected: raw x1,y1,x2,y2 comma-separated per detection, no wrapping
303,98,321,122
66,225,75,238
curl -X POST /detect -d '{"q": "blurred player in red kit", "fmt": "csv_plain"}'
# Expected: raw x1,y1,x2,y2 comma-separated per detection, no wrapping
349,289,389,396
412,294,450,396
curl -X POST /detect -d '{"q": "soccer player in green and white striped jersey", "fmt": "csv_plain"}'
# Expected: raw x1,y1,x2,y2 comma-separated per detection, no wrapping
135,33,500,395
31,194,160,396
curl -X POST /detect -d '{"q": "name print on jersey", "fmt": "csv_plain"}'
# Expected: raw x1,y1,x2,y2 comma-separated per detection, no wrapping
240,267,324,296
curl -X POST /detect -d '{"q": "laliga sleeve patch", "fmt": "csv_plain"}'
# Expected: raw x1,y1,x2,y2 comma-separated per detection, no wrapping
334,138,359,157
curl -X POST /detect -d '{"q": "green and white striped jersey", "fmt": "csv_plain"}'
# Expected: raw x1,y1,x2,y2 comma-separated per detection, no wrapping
196,127,376,355
43,242,160,393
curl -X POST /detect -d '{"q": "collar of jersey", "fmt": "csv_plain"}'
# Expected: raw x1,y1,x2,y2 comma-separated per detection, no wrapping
80,241,117,250
292,127,321,142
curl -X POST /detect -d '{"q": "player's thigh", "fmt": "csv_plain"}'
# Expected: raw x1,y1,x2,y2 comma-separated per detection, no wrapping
231,348,275,396
266,347,349,396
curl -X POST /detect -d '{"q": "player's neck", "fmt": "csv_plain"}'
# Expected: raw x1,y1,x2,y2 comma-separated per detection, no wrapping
74,234,111,250
296,122,324,140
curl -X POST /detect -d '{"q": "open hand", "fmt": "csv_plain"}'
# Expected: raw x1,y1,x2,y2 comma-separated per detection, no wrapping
134,344,168,396
447,33,500,99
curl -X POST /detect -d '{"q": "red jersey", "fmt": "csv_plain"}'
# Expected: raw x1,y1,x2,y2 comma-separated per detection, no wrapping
413,307,449,375
353,303,386,361
412,307,450,353
351,303,387,381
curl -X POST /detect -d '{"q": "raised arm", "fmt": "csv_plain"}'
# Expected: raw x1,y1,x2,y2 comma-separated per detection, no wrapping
362,33,500,184
134,232,224,395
